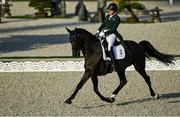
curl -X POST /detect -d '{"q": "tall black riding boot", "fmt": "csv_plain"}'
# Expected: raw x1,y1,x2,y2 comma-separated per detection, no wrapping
105,51,114,73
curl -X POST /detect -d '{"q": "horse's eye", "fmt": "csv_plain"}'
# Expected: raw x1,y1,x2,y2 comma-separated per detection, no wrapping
72,37,77,41
69,36,75,42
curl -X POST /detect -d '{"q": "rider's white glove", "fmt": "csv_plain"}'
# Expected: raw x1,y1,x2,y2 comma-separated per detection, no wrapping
99,32,105,37
95,30,100,37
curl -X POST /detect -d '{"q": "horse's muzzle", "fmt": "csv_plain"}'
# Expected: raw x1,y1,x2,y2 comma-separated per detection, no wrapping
72,50,80,58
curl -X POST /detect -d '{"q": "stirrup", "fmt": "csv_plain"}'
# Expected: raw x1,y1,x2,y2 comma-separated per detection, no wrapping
106,57,111,61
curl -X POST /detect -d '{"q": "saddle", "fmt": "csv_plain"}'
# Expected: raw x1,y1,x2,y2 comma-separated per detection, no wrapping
100,37,126,61
98,37,126,75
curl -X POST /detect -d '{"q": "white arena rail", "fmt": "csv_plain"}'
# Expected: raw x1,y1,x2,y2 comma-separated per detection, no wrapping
0,60,180,72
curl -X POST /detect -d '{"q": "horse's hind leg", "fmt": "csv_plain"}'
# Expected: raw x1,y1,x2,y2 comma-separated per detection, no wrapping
91,76,115,103
111,70,127,98
135,66,156,97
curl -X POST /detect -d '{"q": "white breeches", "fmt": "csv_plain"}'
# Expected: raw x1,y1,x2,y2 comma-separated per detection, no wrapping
106,34,116,51
99,30,117,51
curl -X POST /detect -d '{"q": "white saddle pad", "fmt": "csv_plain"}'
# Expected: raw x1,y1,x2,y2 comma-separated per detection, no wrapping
100,39,126,60
113,44,125,60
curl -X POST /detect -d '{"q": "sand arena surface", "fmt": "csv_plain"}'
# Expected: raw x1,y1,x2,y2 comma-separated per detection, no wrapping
0,71,179,116
0,1,180,116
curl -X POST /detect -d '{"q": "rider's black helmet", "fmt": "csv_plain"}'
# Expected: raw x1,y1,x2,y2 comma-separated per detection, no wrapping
107,3,118,11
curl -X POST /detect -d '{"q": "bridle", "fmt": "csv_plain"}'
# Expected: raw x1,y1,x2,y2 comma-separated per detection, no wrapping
70,31,82,51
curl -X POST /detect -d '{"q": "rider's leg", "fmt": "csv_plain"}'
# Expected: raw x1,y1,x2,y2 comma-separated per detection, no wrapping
106,34,116,60
105,34,116,72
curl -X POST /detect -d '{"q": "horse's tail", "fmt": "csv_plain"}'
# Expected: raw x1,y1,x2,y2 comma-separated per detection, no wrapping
139,40,174,65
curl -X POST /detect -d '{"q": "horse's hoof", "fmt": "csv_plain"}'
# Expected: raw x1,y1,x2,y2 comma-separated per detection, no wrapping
106,97,115,103
64,99,72,104
110,97,115,103
153,93,160,99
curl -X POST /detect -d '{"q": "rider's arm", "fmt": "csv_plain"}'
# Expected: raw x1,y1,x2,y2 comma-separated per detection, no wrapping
97,15,109,32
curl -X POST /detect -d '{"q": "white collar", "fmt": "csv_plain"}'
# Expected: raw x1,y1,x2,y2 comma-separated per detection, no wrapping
109,13,117,19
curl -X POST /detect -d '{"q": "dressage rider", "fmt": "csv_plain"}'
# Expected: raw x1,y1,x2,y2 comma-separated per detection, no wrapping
96,3,124,62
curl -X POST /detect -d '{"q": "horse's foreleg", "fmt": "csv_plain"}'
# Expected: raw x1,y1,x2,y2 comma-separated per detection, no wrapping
64,70,91,104
111,70,127,98
91,76,115,103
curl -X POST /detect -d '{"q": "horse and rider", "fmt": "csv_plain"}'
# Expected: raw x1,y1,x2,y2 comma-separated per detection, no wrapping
64,3,174,104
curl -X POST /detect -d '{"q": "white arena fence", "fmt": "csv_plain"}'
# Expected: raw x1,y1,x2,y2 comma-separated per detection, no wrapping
0,60,180,72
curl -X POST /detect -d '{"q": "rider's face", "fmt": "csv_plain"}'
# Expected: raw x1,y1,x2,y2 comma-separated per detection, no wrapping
108,10,115,16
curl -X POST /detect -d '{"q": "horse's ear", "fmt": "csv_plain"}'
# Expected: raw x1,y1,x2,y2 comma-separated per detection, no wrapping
66,27,72,33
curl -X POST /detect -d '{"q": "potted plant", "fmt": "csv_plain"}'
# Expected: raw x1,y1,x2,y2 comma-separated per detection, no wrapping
118,0,145,23
29,0,52,17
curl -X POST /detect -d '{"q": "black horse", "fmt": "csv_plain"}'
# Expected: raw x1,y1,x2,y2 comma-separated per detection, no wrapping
65,27,174,104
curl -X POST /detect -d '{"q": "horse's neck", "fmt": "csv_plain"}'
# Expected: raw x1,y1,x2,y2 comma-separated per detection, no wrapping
81,34,102,57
